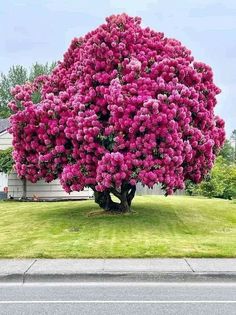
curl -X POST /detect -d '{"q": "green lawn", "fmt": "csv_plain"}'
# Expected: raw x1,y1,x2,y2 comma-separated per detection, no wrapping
0,196,235,258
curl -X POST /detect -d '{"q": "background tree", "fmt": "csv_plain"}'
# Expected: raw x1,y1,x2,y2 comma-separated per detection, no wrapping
0,66,27,118
9,14,225,212
230,129,236,162
0,148,13,174
0,62,56,118
186,135,236,198
195,156,236,199
29,62,57,82
218,139,235,164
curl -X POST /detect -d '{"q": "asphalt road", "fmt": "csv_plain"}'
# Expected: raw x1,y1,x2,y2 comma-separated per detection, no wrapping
0,282,235,315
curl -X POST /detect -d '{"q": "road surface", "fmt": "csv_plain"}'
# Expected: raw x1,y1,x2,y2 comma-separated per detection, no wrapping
0,281,235,314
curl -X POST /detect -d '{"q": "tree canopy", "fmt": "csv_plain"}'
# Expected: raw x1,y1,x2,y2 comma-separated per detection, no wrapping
218,139,235,163
9,14,225,211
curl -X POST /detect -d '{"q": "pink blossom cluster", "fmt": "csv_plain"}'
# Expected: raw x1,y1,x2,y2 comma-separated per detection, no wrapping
60,164,85,192
9,13,225,195
96,152,130,190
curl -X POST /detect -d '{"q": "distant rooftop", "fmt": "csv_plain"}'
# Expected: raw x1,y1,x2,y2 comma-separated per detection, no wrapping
0,119,10,134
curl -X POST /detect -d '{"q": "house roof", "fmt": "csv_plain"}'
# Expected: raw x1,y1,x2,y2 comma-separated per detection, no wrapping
0,119,10,134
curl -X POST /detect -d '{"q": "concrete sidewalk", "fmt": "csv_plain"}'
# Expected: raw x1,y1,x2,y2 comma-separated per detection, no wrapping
0,258,236,283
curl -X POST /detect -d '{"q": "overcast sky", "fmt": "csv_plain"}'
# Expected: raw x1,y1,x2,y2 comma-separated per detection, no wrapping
0,0,235,137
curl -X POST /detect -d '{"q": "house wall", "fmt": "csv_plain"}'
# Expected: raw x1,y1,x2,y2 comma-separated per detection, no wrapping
0,131,13,150
0,172,8,199
136,182,185,196
0,172,8,191
0,131,13,198
8,172,93,200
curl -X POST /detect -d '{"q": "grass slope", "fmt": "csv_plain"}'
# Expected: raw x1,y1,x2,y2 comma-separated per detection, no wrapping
0,196,235,258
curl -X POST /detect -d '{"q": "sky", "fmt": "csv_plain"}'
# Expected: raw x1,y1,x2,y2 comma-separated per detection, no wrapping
0,0,235,137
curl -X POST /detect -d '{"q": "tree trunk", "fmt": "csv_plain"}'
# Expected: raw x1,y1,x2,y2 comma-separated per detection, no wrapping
92,184,136,213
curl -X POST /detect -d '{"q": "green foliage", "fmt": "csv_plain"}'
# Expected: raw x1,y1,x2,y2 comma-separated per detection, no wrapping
0,62,56,118
230,129,236,162
231,129,236,141
0,66,27,118
192,156,236,199
0,148,13,173
28,62,57,82
185,135,236,199
218,139,235,163
31,90,42,104
97,133,115,151
185,180,196,196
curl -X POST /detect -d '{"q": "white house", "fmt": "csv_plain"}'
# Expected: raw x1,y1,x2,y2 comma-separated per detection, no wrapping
0,119,93,200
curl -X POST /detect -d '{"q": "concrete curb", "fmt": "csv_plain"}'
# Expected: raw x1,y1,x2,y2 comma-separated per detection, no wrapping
23,272,236,283
0,259,236,283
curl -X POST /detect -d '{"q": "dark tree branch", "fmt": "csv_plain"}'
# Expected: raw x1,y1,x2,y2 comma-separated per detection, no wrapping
110,188,121,199
127,185,136,206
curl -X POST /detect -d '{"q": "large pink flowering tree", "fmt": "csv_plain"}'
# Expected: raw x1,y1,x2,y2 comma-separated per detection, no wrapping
9,14,225,212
